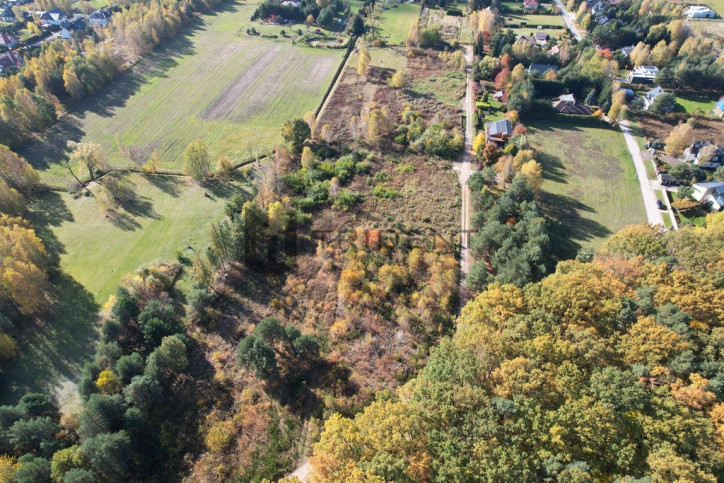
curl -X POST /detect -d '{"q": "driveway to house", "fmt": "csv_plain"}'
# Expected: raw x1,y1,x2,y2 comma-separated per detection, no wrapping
552,0,583,40
620,120,665,226
453,45,474,310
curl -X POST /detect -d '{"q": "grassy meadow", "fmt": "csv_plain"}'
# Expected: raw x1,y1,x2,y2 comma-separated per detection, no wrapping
0,173,255,405
378,3,421,45
20,0,345,187
527,121,646,258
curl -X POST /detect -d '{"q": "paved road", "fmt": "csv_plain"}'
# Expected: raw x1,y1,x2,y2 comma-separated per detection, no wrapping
552,0,583,41
453,46,474,305
620,120,665,226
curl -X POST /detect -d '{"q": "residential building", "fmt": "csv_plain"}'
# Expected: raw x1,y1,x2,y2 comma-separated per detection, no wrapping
692,181,724,211
547,45,560,55
684,141,724,169
618,45,635,56
523,0,539,11
595,15,609,24
0,7,16,22
590,0,605,14
685,5,715,18
527,63,558,76
642,86,672,111
657,173,678,186
61,17,87,39
626,65,659,84
552,94,593,115
0,32,19,48
0,50,21,72
535,31,548,45
486,120,513,143
39,8,68,26
88,9,111,27
713,98,724,119
516,35,536,45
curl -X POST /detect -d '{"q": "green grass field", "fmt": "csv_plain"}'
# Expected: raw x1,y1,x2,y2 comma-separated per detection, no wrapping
527,121,647,259
377,3,421,45
674,94,717,115
0,173,254,405
509,27,566,40
504,13,565,27
19,0,345,187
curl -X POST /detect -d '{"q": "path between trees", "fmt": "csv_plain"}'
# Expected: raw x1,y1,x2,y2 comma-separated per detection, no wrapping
620,120,665,226
453,45,475,312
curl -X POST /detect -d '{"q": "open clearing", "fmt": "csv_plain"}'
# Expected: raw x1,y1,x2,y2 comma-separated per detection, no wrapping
19,0,344,187
527,121,646,259
0,173,254,404
504,13,566,27
378,3,421,45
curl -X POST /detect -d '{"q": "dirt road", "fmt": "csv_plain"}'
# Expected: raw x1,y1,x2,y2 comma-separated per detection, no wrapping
453,46,474,309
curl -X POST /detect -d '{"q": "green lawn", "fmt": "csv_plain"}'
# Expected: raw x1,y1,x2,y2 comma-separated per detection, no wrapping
669,191,708,227
674,94,717,115
504,13,565,27
527,121,647,259
377,3,421,45
509,27,566,40
19,0,345,187
72,0,107,11
0,173,254,405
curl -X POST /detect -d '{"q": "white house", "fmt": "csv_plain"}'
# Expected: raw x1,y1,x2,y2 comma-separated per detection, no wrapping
39,8,68,26
685,6,716,18
684,141,724,169
627,65,659,84
88,9,111,27
692,181,724,211
643,86,670,111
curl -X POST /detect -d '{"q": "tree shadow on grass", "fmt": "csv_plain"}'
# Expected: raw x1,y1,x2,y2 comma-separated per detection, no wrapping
17,15,206,174
147,175,183,197
538,151,568,184
107,210,143,231
26,190,75,264
539,190,612,261
0,272,100,405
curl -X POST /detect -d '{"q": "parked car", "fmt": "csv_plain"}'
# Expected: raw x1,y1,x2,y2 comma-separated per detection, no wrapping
657,200,665,210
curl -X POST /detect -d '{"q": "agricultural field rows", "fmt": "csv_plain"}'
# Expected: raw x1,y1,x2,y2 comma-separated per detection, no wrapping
20,0,345,187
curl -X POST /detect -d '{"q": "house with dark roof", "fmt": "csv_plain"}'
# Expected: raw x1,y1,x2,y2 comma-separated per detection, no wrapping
40,8,68,26
0,7,16,22
552,94,593,115
527,63,558,76
61,17,87,39
486,120,513,143
516,34,536,45
618,45,635,56
0,33,19,48
692,181,724,211
0,51,21,72
88,9,111,27
535,31,548,45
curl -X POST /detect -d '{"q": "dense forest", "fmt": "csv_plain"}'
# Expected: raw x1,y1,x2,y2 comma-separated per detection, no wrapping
311,219,724,481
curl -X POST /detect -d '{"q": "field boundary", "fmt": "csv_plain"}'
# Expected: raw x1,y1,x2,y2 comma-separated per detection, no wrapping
314,37,358,118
